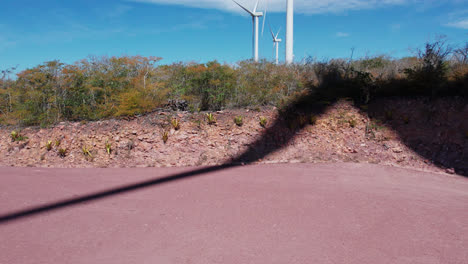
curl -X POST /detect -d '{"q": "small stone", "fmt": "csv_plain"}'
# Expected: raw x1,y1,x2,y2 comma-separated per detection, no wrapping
445,168,456,174
347,147,358,153
392,148,403,153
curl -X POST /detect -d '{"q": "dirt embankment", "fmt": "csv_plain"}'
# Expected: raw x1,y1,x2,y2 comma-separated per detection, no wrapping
1,98,467,176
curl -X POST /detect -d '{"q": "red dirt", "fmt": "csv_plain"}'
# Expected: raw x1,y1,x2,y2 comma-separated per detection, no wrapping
1,163,467,263
1,98,467,176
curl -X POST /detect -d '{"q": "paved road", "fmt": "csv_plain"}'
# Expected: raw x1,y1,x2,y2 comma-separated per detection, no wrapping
0,163,467,264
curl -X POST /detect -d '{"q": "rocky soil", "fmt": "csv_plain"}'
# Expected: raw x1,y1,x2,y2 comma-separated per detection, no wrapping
1,98,467,176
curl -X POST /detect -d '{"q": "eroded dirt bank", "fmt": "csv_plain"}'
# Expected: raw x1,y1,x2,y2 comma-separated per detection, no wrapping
1,98,467,175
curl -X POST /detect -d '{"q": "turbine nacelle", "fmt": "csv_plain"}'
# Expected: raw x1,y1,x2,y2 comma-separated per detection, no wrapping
270,27,282,43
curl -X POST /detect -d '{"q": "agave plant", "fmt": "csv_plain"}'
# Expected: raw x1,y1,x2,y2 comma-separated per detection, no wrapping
259,116,267,128
162,131,169,144
105,142,112,155
206,113,216,125
46,140,53,151
82,146,93,158
234,116,243,126
10,131,18,141
58,148,67,158
171,118,180,130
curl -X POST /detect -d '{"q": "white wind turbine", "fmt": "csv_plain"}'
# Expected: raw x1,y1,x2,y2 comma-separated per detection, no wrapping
270,27,282,65
232,0,264,62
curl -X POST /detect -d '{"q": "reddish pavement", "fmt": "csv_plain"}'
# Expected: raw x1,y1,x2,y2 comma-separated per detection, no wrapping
0,163,467,264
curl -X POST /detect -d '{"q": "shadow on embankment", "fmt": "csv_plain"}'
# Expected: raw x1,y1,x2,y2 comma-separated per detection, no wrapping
0,69,467,224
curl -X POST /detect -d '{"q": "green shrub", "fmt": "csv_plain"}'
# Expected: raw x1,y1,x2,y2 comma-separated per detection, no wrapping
10,131,17,141
162,131,169,143
234,116,243,126
171,118,180,130
58,148,67,158
105,142,112,155
1,44,466,128
259,116,267,127
403,38,452,96
46,140,53,151
82,146,93,158
206,113,216,125
10,131,27,142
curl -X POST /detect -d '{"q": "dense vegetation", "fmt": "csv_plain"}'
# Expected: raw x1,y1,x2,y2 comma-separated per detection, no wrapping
1,40,467,127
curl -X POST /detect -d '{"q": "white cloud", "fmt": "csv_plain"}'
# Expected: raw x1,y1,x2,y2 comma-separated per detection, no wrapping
335,32,350,37
131,0,411,14
446,18,468,29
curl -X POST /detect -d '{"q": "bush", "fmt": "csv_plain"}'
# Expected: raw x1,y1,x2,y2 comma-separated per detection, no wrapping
404,38,452,96
1,42,467,127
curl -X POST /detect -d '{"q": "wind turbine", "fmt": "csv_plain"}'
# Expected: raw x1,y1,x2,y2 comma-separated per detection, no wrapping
285,0,294,65
232,0,264,62
270,27,282,65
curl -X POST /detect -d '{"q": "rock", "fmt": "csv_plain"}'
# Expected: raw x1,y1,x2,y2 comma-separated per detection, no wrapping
445,168,456,174
347,147,358,153
139,142,153,151
392,147,403,153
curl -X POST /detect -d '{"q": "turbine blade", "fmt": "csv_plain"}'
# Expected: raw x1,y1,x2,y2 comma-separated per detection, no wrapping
232,0,254,16
269,24,275,39
275,27,281,39
262,12,266,36
253,0,259,13
262,0,268,37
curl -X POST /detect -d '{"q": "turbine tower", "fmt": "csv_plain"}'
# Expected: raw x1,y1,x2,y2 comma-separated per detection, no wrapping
285,0,294,65
233,0,264,62
270,27,282,65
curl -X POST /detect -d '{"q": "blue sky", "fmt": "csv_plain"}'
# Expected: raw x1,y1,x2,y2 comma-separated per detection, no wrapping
0,0,467,72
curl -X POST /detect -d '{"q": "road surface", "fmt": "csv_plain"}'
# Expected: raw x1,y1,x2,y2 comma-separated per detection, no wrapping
0,163,467,264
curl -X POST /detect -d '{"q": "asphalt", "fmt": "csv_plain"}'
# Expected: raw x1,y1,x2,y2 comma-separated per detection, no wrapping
0,163,467,264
